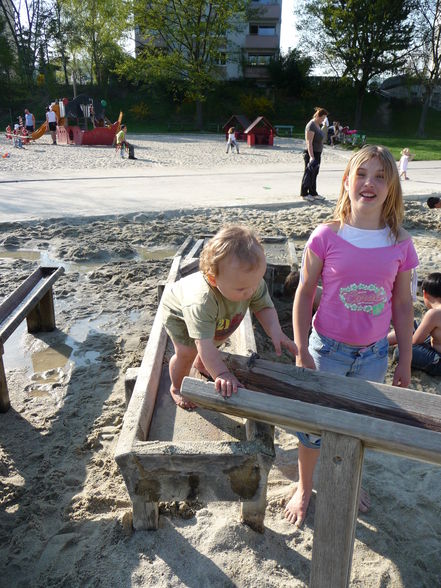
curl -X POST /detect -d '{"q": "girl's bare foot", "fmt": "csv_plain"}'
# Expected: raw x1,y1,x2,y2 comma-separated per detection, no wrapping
170,387,197,410
284,483,312,528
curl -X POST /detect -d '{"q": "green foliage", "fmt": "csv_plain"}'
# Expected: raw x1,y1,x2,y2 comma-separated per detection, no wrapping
239,93,274,119
129,101,150,120
267,49,313,96
120,0,250,107
297,0,416,126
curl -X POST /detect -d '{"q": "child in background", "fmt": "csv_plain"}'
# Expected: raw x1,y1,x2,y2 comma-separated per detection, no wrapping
427,196,441,209
288,145,419,528
226,127,239,154
162,225,297,409
388,272,441,375
399,148,414,180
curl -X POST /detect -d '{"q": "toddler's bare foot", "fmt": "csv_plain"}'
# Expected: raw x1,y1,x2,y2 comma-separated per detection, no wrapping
359,487,371,512
170,387,197,410
284,483,312,528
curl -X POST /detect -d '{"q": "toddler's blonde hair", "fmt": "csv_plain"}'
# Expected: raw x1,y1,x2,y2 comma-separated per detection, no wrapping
401,147,411,156
333,145,404,239
199,225,265,277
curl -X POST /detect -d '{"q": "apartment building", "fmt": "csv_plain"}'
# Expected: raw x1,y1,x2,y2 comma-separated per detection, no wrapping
134,1,282,83
224,0,282,81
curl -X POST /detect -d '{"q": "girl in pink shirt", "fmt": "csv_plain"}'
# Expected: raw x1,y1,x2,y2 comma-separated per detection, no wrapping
286,145,418,528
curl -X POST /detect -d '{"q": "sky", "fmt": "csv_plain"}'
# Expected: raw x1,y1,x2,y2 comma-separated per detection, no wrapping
280,0,298,54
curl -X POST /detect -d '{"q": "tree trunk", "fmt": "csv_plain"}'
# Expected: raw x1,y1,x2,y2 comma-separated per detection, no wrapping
195,100,203,130
354,84,365,129
416,90,431,138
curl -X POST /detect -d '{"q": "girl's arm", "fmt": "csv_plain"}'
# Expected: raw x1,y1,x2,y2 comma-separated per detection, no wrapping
391,270,414,387
293,247,323,369
305,130,315,159
195,338,240,397
254,307,297,357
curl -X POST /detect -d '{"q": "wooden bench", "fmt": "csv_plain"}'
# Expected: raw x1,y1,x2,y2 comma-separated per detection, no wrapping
0,266,65,412
274,124,294,137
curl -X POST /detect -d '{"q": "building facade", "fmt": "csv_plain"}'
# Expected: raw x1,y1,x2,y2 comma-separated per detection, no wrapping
134,1,282,83
224,0,282,81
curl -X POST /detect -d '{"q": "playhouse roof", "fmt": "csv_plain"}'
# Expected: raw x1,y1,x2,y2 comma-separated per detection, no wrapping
222,114,250,131
244,116,276,134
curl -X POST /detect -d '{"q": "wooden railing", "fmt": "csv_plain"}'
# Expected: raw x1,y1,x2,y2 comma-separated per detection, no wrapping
181,353,441,588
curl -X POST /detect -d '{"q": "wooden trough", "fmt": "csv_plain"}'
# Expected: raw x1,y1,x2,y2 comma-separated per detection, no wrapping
181,354,441,588
114,235,297,531
0,266,65,412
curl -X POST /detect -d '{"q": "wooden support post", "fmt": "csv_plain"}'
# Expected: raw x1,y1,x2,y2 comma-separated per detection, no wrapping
26,289,56,333
132,496,159,531
310,431,364,588
0,342,10,413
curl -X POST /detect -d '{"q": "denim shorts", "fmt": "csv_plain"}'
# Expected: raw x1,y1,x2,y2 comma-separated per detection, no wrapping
297,328,389,449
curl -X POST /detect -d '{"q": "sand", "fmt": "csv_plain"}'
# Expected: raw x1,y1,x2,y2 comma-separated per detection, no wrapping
0,136,441,587
0,132,352,173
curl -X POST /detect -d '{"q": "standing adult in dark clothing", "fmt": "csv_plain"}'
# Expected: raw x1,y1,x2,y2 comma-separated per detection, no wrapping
300,107,328,203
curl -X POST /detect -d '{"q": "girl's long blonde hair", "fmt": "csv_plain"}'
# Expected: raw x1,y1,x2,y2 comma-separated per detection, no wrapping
333,145,404,239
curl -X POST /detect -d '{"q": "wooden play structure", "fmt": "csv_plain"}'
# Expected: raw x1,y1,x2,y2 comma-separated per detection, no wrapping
0,266,65,412
222,115,250,142
115,235,297,532
244,116,276,147
181,355,441,587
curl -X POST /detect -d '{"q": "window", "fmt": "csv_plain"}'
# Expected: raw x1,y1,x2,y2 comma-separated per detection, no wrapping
214,52,227,65
248,54,272,66
249,24,276,36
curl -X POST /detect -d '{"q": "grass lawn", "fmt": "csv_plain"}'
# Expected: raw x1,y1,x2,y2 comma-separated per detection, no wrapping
366,137,441,161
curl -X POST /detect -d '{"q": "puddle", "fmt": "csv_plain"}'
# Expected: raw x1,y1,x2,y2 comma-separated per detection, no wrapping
135,246,176,261
0,250,40,261
31,344,73,378
0,247,176,271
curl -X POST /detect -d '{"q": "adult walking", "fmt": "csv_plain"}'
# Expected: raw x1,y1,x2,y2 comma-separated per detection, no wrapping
46,105,58,145
300,106,328,203
24,108,35,133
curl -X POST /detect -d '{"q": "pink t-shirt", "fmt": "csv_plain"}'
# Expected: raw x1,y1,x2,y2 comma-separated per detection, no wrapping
307,224,419,345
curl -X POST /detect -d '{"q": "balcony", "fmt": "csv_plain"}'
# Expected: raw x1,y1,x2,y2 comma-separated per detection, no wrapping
251,2,281,19
245,34,279,50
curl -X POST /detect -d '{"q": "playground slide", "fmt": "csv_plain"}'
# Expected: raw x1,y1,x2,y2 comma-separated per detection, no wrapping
31,122,47,141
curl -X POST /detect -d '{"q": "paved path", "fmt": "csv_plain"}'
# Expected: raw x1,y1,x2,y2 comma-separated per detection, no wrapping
1,158,440,222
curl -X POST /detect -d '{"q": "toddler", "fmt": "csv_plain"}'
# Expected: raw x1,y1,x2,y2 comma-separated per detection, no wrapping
162,225,297,408
399,148,414,180
226,127,239,154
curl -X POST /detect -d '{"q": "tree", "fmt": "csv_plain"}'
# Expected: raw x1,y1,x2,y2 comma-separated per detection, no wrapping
296,0,416,128
407,0,441,136
58,0,130,88
0,0,47,85
119,0,251,128
267,48,313,96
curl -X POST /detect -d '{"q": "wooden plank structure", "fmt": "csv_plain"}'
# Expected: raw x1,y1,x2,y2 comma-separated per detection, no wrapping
222,114,250,142
244,116,276,147
0,266,65,412
115,235,297,532
181,354,441,588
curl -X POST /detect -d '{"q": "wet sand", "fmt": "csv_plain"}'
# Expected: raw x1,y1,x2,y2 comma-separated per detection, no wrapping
0,201,440,587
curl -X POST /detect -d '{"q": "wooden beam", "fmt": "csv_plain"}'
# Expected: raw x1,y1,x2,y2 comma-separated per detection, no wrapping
0,342,10,413
219,353,441,433
310,432,363,588
180,378,441,465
